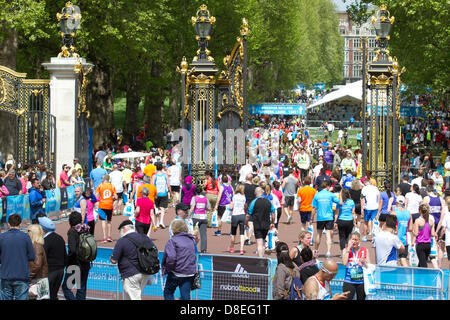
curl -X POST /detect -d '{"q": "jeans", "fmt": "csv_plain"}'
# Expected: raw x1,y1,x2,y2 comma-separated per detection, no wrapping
1,279,29,300
163,272,193,300
61,265,90,300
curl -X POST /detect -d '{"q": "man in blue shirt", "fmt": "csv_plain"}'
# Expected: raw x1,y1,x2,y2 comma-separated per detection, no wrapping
245,187,276,257
29,178,47,224
0,214,35,300
312,180,341,258
90,161,107,192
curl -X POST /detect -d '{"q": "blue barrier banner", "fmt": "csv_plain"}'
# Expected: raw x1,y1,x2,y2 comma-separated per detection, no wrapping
45,188,61,214
6,195,30,221
249,104,306,115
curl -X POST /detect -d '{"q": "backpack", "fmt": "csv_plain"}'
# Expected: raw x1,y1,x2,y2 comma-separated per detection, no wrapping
125,234,160,275
286,268,304,300
77,232,97,263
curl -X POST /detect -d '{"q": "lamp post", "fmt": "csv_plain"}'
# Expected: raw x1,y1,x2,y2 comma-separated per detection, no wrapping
56,1,82,58
362,5,404,187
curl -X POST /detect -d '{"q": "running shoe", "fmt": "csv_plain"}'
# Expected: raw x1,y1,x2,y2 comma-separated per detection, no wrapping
159,224,166,229
362,236,367,242
325,251,331,258
107,237,113,242
228,246,234,253
240,250,244,255
102,238,108,243
214,231,221,236
287,216,292,224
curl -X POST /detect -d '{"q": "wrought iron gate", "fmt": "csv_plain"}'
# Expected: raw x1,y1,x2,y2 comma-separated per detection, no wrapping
0,66,56,173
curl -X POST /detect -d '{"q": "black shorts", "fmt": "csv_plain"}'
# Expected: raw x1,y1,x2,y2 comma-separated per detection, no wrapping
299,211,312,224
411,213,420,224
284,196,295,207
155,196,169,209
378,213,389,222
317,220,334,231
398,245,409,259
231,215,245,235
218,205,227,218
98,208,113,222
254,228,269,240
171,185,180,193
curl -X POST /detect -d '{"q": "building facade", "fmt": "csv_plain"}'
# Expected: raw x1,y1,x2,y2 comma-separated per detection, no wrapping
337,11,377,84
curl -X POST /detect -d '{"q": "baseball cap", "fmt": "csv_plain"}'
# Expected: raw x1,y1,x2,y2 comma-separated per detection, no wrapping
397,195,405,205
118,220,134,230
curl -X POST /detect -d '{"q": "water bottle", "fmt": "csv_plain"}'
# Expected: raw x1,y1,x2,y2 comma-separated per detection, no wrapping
307,224,314,246
268,227,275,250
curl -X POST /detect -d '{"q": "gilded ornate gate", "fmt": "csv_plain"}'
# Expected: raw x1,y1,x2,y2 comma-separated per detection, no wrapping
0,66,56,173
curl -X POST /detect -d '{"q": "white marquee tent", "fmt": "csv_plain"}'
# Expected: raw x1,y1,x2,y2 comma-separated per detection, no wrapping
307,80,363,110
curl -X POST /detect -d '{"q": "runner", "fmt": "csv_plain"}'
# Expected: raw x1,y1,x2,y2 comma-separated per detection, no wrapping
296,176,317,232
151,162,171,229
95,174,117,243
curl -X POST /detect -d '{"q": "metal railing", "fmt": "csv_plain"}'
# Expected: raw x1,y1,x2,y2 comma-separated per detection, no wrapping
72,258,447,300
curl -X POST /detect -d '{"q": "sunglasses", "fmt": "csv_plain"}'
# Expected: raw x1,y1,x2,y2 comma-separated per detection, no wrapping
321,266,338,276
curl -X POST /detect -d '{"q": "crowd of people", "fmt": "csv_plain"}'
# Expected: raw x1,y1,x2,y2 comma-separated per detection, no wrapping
0,94,448,301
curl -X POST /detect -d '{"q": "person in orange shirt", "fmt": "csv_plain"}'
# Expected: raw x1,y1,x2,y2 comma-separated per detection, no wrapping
95,174,117,243
137,175,157,203
297,176,317,232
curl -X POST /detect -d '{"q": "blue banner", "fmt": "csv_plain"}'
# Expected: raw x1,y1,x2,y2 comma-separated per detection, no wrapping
314,83,325,90
249,104,306,115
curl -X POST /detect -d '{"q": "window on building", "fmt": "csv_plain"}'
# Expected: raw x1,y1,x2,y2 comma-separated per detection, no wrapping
355,28,360,35
353,66,362,78
353,51,362,62
344,65,349,78
369,38,377,48
353,38,361,49
345,51,350,62
369,51,377,61
340,28,346,35
346,38,352,48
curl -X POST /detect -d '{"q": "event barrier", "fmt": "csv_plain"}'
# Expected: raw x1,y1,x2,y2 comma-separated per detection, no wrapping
0,183,84,230
78,247,448,300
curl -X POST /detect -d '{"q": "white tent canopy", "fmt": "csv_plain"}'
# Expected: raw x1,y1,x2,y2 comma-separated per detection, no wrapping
112,151,152,159
307,80,363,110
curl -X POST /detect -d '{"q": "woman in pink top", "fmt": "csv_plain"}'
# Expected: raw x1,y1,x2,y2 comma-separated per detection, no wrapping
413,203,437,268
135,186,155,236
0,179,9,198
82,188,98,235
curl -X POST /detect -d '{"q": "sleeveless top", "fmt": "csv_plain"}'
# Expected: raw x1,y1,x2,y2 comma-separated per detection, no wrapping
429,195,442,225
192,195,208,220
219,184,233,206
312,275,331,300
395,208,411,246
154,172,168,197
416,220,431,244
74,196,84,213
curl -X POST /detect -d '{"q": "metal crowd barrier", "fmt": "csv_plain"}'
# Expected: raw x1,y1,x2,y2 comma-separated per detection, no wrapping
74,257,447,300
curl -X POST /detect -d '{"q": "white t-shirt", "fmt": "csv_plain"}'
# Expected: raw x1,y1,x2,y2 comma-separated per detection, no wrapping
374,230,403,266
405,192,422,214
441,209,450,246
239,164,253,183
168,165,181,186
361,185,380,210
411,177,423,188
232,194,246,216
109,170,124,193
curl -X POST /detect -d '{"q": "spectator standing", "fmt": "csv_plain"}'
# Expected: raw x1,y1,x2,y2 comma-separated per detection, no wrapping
41,172,56,191
298,246,319,284
0,179,9,198
39,216,67,300
59,164,73,188
161,219,197,300
29,178,47,224
4,169,23,196
27,224,49,300
272,242,300,300
342,232,369,300
0,214,35,300
110,220,157,300
61,211,91,300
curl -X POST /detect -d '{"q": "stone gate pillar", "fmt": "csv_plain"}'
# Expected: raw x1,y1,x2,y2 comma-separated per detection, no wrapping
42,57,93,177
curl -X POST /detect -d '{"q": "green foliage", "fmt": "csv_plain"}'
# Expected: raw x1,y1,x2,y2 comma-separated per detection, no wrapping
345,0,449,102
